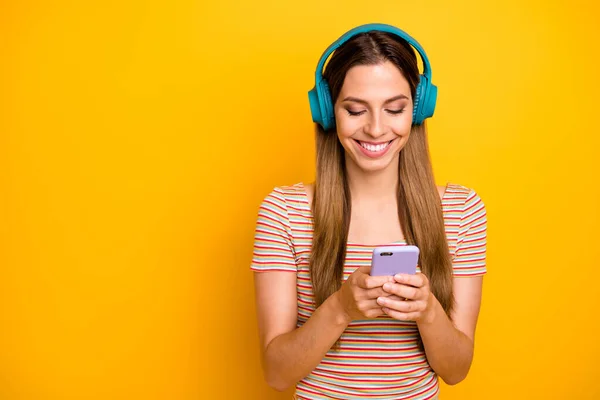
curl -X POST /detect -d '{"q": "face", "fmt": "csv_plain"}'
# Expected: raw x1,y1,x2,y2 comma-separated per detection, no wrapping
334,61,413,174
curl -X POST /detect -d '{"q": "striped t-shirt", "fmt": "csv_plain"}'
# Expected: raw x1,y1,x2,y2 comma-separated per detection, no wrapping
251,182,487,399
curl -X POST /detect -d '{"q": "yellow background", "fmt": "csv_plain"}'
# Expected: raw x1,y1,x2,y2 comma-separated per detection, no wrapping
1,0,599,398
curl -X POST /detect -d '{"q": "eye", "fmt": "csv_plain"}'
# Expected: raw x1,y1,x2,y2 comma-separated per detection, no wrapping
346,109,366,116
386,108,405,115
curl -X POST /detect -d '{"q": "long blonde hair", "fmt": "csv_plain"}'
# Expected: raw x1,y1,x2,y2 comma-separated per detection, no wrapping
309,31,454,321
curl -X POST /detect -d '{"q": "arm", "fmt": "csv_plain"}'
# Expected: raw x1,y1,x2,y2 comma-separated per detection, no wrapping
415,276,482,384
251,189,350,391
254,267,394,391
251,188,393,390
253,271,349,392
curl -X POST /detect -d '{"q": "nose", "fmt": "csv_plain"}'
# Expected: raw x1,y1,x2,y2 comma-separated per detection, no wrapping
364,111,386,138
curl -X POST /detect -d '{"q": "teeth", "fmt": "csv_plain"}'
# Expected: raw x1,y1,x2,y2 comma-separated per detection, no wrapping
360,141,390,152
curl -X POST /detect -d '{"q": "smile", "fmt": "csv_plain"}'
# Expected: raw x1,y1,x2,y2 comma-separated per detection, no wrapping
353,139,395,158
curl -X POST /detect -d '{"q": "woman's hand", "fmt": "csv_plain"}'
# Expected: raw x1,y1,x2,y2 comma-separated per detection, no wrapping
376,272,438,324
336,266,395,322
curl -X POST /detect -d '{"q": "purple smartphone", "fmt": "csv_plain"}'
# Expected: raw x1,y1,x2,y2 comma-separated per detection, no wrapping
370,245,419,276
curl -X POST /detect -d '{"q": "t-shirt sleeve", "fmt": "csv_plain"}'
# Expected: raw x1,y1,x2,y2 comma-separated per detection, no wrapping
250,188,297,272
452,189,488,277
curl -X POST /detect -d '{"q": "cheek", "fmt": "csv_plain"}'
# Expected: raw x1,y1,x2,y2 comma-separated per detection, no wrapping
392,117,413,137
335,114,361,138
392,110,413,129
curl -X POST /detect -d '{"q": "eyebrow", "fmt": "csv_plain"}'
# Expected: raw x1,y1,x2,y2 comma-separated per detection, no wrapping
342,95,409,105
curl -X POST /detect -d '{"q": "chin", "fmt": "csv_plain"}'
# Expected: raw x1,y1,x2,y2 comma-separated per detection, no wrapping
351,154,398,173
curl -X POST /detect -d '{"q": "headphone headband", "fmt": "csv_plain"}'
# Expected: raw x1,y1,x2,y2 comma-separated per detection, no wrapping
313,23,432,86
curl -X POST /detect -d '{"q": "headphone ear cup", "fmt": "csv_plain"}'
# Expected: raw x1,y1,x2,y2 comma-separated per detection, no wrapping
413,80,423,125
413,75,427,125
318,80,335,130
308,86,323,127
413,74,437,125
423,82,437,121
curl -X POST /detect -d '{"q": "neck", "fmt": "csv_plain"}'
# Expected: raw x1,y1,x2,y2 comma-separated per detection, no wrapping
345,154,400,203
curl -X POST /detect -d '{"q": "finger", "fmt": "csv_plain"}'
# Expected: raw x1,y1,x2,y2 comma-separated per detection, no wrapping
394,272,427,288
357,272,394,289
365,287,392,299
377,296,421,313
359,299,385,311
365,308,387,319
381,307,421,321
353,267,373,289
385,295,404,302
356,266,371,275
381,282,420,300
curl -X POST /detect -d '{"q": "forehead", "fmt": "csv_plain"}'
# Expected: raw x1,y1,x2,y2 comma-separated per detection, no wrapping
339,61,411,100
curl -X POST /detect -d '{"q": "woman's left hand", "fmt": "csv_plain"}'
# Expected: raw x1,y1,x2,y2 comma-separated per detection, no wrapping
376,272,438,324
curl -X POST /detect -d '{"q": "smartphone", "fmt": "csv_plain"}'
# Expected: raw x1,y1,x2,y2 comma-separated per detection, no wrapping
370,245,419,276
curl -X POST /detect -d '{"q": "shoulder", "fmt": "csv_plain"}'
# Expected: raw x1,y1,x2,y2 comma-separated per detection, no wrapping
259,183,307,211
441,183,484,204
441,183,486,223
441,183,486,227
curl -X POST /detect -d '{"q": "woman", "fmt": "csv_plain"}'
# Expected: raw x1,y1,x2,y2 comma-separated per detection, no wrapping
250,23,487,399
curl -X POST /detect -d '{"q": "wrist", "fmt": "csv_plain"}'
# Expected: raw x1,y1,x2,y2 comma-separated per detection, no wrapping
328,290,352,326
419,294,443,326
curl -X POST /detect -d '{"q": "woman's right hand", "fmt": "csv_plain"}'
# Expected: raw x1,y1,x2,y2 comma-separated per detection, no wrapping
336,266,396,322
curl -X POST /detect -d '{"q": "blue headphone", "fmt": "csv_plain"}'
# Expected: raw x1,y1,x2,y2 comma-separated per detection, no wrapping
308,23,438,130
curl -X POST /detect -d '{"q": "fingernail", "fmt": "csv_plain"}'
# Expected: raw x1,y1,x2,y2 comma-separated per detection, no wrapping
395,274,404,281
377,297,386,305
383,283,392,290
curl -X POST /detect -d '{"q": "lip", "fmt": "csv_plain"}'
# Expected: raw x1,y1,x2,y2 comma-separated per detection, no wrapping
356,139,390,145
353,139,395,159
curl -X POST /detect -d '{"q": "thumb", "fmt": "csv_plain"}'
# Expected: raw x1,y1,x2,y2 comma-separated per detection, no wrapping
355,266,371,275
